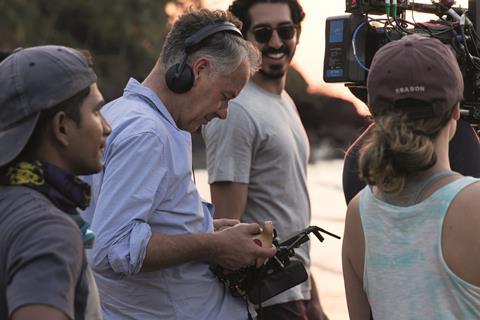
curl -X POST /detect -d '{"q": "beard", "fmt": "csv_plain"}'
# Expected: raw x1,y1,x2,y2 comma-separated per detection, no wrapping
259,64,287,79
259,45,295,79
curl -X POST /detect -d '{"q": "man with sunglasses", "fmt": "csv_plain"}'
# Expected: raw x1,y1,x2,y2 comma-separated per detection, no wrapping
203,1,329,319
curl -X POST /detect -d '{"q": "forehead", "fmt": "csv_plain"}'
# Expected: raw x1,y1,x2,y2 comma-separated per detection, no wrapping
248,2,292,27
82,84,103,108
214,61,249,95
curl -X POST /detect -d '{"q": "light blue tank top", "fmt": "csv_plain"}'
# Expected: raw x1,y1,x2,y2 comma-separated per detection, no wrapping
360,176,480,320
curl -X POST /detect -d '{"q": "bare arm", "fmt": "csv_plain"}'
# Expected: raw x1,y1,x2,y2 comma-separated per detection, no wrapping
141,222,277,272
342,195,371,320
210,181,248,220
442,181,480,286
12,305,69,320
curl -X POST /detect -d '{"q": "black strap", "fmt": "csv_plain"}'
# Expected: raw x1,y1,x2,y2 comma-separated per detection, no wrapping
185,22,242,53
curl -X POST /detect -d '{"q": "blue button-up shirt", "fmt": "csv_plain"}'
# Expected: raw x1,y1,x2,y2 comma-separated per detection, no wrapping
82,79,249,319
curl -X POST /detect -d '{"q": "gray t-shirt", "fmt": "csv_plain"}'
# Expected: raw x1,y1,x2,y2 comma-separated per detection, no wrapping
203,81,311,306
0,186,89,319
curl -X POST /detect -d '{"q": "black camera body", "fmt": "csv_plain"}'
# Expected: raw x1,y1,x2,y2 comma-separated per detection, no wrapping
324,0,480,124
212,226,340,305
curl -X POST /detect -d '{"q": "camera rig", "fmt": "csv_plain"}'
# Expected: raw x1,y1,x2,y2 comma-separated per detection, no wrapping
324,0,480,125
211,225,340,305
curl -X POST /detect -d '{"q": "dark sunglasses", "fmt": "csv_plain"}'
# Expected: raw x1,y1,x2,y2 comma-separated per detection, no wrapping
251,24,296,43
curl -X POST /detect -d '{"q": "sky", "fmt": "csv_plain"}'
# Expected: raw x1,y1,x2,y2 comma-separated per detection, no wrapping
202,0,470,114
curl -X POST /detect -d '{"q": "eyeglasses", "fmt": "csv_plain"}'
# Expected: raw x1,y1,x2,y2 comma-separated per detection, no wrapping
251,24,296,43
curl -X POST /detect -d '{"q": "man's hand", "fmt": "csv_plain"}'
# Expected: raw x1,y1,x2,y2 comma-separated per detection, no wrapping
213,218,240,231
212,223,277,270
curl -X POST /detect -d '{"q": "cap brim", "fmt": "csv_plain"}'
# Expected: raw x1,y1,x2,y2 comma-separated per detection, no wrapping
0,113,39,167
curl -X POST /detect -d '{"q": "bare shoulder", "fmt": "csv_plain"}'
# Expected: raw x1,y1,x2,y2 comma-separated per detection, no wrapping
448,179,480,231
345,193,364,244
442,179,480,285
343,193,365,277
346,194,361,227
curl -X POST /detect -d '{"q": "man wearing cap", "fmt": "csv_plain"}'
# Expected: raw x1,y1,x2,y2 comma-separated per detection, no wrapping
0,45,111,320
342,35,480,319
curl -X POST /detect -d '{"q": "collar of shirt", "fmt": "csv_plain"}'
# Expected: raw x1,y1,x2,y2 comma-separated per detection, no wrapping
124,78,179,130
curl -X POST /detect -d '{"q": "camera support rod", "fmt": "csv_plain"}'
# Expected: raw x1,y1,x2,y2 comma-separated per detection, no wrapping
470,0,480,36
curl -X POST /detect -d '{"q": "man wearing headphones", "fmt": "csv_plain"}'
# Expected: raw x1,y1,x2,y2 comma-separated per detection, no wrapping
83,9,276,319
203,1,328,319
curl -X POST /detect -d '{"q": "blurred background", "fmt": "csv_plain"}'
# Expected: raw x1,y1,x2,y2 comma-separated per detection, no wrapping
1,0,471,161
0,0,370,164
1,1,470,318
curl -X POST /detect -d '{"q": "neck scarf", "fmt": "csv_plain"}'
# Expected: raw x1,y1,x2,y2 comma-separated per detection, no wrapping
1,160,95,248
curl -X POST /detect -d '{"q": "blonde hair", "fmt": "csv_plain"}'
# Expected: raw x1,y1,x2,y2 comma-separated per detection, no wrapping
359,108,453,193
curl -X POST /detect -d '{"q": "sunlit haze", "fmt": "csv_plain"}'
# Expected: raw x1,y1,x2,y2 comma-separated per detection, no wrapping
201,0,469,114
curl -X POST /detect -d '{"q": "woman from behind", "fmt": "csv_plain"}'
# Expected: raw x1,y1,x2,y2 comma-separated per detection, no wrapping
342,35,480,320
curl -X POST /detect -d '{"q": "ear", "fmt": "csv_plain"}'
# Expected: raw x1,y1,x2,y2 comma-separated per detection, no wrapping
51,111,71,147
191,57,211,85
452,102,461,121
296,28,301,44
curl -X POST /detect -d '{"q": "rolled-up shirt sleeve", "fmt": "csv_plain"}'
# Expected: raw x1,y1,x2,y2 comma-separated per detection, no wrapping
88,131,167,277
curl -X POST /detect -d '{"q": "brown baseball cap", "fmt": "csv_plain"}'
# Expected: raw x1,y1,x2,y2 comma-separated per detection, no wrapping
367,35,463,119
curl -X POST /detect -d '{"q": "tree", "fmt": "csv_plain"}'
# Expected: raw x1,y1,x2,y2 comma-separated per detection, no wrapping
0,0,200,100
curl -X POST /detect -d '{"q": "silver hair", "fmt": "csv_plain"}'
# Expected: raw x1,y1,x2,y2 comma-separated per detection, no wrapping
187,34,259,76
160,9,260,77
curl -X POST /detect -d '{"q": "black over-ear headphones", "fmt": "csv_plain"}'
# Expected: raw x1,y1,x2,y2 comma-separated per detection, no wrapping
165,22,243,94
